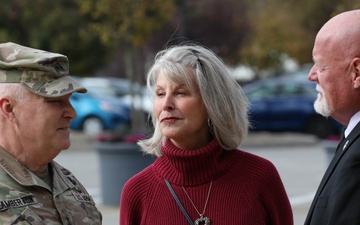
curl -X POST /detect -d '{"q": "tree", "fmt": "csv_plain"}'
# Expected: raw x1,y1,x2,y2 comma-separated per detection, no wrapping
162,0,251,66
0,0,109,75
240,0,311,76
240,0,360,77
76,0,176,132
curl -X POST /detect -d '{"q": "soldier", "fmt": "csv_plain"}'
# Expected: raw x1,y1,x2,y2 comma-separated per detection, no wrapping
0,42,102,224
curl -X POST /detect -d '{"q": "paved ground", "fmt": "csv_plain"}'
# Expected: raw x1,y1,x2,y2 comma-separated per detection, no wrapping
54,131,334,225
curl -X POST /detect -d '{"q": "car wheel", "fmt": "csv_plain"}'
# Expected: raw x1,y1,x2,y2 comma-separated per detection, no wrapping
82,117,104,136
305,116,336,139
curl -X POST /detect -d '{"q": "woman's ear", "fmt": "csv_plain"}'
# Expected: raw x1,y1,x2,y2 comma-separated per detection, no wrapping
352,58,360,89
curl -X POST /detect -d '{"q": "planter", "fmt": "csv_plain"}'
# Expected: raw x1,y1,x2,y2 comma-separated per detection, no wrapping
95,142,155,206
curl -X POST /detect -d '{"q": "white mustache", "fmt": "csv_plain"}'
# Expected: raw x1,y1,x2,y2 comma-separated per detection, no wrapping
316,84,323,93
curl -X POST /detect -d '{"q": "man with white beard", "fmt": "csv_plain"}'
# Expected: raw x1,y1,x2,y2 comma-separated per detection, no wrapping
314,84,331,117
305,9,360,225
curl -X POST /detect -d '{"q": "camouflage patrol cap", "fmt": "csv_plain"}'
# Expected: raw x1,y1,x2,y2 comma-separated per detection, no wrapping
0,42,87,97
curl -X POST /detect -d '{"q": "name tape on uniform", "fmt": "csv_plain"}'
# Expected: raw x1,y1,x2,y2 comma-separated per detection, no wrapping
0,195,37,211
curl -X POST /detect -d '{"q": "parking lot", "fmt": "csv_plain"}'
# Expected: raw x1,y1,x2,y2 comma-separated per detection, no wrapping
55,131,331,225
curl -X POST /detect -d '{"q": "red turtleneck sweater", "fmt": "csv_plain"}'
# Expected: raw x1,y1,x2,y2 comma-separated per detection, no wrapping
120,139,293,225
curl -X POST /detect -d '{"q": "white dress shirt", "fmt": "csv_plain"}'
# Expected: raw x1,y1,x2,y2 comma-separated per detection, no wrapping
344,111,360,138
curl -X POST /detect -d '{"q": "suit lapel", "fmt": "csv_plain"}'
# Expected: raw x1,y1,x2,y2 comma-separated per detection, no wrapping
311,137,345,198
306,122,360,223
314,124,360,196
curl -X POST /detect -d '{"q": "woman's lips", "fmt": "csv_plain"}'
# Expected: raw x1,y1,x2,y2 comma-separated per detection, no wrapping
161,117,179,123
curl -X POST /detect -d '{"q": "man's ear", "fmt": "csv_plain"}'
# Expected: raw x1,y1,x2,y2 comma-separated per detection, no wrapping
0,97,15,120
352,57,360,89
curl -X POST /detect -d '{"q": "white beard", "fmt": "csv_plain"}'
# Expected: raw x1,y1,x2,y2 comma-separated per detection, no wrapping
314,84,331,117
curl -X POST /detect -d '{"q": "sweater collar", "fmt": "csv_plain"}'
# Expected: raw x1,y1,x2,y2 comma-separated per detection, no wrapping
154,138,235,186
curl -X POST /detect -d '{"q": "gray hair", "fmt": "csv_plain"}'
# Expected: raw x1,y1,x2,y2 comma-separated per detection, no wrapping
0,83,32,104
139,44,249,156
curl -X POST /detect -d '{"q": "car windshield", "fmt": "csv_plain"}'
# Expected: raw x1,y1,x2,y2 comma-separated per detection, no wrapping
81,78,143,98
86,86,118,97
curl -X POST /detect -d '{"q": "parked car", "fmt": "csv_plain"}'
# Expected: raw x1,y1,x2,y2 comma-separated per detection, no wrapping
80,77,152,113
70,86,131,136
243,68,342,139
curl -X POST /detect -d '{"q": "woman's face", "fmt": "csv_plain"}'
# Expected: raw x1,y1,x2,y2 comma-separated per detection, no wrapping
154,72,210,150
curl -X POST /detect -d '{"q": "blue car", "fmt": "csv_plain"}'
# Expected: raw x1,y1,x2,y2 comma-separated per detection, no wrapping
70,91,131,136
243,70,342,139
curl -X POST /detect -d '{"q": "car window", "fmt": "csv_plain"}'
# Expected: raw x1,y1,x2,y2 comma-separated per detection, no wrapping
82,78,143,98
86,86,118,97
280,83,317,97
246,83,279,99
278,84,313,97
245,81,316,99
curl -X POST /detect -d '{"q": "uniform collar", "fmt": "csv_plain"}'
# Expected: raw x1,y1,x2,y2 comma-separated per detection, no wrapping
0,146,74,194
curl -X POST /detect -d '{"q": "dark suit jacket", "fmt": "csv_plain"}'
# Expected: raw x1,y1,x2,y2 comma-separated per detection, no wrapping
305,122,360,225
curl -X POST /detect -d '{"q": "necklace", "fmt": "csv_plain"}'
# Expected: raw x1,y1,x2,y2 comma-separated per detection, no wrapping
182,181,213,225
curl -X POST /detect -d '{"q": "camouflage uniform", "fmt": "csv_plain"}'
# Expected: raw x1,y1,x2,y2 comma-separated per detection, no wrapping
0,42,102,224
0,147,102,225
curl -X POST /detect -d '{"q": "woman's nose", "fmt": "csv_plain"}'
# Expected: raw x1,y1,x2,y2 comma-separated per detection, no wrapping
162,95,174,111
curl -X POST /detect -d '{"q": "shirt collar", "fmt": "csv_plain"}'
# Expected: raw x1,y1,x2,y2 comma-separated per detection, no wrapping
344,111,360,138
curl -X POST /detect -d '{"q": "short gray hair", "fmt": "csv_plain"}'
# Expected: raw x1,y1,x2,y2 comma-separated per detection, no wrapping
0,83,32,104
139,44,249,156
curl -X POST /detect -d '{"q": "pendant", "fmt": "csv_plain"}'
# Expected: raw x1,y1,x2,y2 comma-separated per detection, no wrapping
195,216,210,225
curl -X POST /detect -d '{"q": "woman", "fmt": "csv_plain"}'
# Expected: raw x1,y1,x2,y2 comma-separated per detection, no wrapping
119,44,293,225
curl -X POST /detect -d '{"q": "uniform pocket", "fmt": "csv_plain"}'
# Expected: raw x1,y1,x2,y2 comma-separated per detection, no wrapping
10,207,45,225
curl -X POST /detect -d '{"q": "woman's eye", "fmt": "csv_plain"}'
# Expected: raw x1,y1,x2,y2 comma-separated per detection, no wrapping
176,89,189,95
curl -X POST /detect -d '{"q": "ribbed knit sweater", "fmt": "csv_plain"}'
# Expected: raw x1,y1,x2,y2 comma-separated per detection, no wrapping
120,139,293,225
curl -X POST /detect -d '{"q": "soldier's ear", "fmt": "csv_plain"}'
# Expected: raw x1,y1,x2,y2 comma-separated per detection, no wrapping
0,97,16,119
